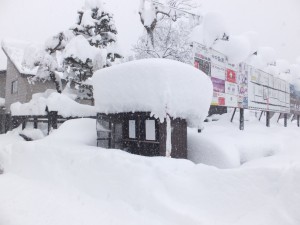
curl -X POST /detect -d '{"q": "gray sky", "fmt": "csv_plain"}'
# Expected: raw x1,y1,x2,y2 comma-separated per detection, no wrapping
0,0,299,69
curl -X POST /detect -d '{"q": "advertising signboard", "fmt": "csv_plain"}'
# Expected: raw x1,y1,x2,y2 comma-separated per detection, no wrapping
193,42,293,113
245,66,290,113
290,84,300,114
193,42,239,108
237,63,249,108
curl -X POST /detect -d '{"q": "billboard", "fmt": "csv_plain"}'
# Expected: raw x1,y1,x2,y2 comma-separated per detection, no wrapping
193,42,294,113
290,84,300,114
246,66,290,113
194,43,239,108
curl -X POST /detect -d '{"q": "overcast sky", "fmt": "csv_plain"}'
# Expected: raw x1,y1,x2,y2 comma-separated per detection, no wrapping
0,0,299,69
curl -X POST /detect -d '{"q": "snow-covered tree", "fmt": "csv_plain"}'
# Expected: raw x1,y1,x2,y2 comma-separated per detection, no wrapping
25,0,122,102
138,0,197,47
133,19,192,63
71,0,121,61
135,0,198,62
24,31,74,93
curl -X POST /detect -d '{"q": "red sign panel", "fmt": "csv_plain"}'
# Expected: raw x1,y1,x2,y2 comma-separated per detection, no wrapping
226,69,236,83
218,97,225,106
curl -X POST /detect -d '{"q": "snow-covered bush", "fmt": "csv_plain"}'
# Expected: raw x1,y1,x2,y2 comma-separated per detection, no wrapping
24,0,122,101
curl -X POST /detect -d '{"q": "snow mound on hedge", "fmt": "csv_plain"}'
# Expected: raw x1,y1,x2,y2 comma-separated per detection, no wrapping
46,118,97,146
93,59,213,127
11,90,96,117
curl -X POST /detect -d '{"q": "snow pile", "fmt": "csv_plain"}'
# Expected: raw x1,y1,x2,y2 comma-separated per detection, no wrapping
201,12,229,48
46,118,97,145
0,118,300,224
190,10,299,75
93,58,213,127
188,127,240,168
19,128,45,141
187,111,294,168
190,12,255,63
213,34,251,64
10,90,96,117
1,39,39,75
139,0,156,27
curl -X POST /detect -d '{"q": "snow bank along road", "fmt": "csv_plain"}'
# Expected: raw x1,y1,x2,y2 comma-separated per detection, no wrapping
0,117,299,225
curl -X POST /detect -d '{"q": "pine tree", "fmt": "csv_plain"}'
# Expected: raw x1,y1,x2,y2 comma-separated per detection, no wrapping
71,1,121,62
64,0,122,102
26,0,122,103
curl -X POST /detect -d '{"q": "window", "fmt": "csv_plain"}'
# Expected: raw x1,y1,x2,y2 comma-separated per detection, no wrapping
11,80,18,94
145,120,156,141
129,120,136,139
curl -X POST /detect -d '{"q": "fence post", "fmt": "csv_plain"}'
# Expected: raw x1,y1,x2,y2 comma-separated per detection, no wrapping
284,113,287,127
52,111,58,130
34,117,38,129
259,111,263,121
6,114,12,132
239,108,244,130
266,111,270,127
48,111,58,134
22,117,26,130
231,108,236,122
277,113,281,123
11,116,20,130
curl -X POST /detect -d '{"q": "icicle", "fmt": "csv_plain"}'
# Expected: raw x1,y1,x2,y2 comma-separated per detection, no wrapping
166,114,172,157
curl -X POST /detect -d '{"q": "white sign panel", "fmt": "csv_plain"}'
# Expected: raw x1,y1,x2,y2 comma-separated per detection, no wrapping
225,95,238,107
211,64,225,80
225,82,238,95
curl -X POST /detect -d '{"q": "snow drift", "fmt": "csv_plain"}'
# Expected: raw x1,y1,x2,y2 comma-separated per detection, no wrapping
0,118,300,225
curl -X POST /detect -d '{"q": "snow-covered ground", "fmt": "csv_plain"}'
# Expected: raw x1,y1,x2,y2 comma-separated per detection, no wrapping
0,114,299,225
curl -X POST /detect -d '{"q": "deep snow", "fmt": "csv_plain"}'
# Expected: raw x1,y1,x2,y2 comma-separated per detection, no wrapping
0,116,299,225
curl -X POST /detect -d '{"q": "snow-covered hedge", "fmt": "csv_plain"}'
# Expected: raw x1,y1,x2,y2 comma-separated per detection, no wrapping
10,90,96,117
93,58,213,127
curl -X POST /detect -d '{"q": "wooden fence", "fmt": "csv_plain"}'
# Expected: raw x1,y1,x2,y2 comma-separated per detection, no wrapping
8,111,96,134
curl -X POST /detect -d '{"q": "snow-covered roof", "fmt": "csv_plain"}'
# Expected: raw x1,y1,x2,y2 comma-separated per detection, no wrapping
1,39,39,75
93,59,213,128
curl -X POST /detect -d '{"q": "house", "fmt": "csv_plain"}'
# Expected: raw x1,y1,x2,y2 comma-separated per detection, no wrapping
0,70,6,101
0,40,58,133
0,70,6,133
93,58,213,159
1,40,57,114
